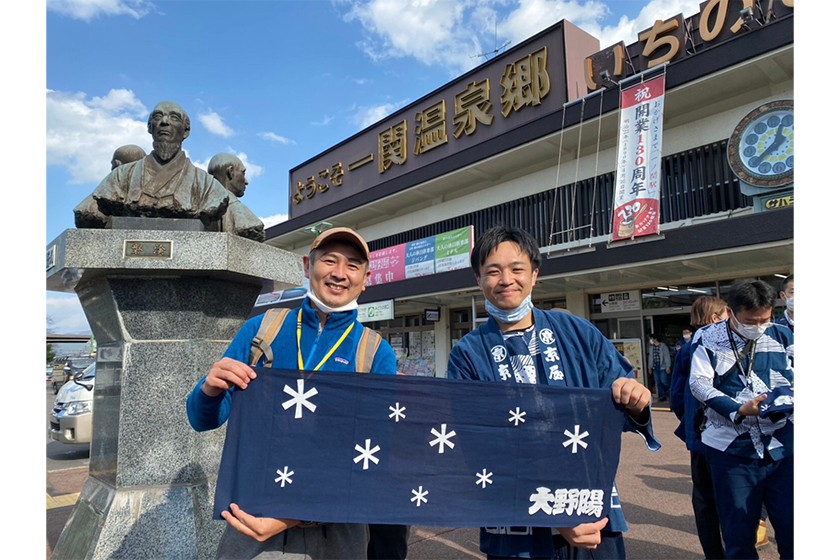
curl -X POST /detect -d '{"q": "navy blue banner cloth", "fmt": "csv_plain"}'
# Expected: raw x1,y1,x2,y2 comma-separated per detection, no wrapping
213,368,624,527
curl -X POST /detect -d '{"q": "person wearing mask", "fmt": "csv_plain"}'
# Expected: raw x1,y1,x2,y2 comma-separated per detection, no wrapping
670,296,728,560
648,333,671,402
673,326,694,356
690,280,793,559
187,227,406,560
447,225,659,560
776,274,793,333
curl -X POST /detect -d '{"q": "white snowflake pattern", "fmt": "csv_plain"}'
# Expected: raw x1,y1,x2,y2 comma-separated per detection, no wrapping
429,423,457,454
274,466,294,487
476,469,494,488
389,402,406,422
508,407,526,426
563,425,589,453
411,486,429,507
282,379,318,419
354,438,381,470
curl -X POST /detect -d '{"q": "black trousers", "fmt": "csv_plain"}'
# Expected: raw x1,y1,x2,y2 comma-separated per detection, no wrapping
367,524,410,560
690,450,726,560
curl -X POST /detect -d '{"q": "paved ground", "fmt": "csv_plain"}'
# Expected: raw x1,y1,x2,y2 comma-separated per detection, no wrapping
47,404,783,559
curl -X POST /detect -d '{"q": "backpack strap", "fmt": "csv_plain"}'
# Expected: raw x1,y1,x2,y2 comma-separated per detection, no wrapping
355,326,382,373
249,308,292,367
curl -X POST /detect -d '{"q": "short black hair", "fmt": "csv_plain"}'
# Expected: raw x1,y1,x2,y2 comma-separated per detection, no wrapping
781,274,794,291
650,333,662,342
471,225,542,275
727,279,776,314
683,325,696,333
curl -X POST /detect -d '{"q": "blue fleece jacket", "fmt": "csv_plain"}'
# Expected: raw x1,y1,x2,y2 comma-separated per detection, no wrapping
187,297,397,432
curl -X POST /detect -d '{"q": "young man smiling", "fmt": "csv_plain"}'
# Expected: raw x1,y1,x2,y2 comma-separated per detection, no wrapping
187,227,401,560
447,226,659,560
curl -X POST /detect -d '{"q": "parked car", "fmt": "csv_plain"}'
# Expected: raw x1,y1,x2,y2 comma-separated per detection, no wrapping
49,363,95,445
53,357,95,394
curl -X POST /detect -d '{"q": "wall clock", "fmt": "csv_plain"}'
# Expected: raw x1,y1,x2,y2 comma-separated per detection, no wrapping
727,99,793,189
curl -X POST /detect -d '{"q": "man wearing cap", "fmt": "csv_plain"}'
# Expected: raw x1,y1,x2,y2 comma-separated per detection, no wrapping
187,227,401,559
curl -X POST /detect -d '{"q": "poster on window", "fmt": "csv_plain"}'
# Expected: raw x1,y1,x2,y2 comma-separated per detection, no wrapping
611,74,665,242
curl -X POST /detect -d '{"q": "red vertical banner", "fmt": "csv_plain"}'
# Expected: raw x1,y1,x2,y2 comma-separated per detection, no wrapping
612,75,665,241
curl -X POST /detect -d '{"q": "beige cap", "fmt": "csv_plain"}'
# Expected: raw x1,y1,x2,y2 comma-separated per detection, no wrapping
310,227,370,262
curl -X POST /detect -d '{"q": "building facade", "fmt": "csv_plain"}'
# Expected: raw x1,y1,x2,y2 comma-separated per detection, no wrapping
260,3,794,388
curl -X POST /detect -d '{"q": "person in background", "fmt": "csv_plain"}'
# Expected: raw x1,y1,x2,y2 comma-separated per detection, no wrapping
671,296,728,560
776,274,793,332
690,280,793,560
648,333,671,402
673,326,694,356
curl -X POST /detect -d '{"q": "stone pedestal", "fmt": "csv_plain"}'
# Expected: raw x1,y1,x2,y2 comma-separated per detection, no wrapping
47,228,302,560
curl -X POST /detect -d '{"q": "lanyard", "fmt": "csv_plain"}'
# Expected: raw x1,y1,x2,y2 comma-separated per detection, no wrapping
726,322,757,382
296,308,354,371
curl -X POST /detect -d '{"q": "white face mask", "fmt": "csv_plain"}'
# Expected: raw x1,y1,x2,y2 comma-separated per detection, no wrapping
485,294,534,324
683,334,692,341
306,290,358,314
785,297,794,312
730,315,768,340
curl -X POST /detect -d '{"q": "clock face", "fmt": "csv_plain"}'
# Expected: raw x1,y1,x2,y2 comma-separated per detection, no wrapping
728,100,794,189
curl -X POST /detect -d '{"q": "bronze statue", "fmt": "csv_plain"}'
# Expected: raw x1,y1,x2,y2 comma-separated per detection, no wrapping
207,153,265,242
90,101,230,224
74,145,148,228
110,144,147,171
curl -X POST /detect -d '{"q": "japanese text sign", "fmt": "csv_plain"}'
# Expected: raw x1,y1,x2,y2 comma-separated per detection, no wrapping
289,21,599,220
612,75,665,241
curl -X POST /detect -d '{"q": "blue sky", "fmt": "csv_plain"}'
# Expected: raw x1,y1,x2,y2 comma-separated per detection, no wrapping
42,0,759,334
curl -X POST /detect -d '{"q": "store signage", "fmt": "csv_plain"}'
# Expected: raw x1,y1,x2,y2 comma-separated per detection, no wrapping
367,226,474,288
763,193,793,210
358,300,394,324
435,227,473,272
584,0,794,92
600,290,641,313
612,75,664,241
405,236,437,279
289,21,599,219
425,309,440,322
367,243,407,286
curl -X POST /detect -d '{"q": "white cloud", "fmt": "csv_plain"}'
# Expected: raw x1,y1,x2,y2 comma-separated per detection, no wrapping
46,88,151,184
47,0,154,21
260,132,296,145
198,110,235,138
350,99,412,130
311,115,334,127
342,0,703,72
500,0,702,48
260,213,288,229
193,149,264,178
344,0,485,73
46,294,90,335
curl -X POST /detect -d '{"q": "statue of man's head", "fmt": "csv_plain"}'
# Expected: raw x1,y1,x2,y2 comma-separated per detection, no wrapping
208,153,249,198
111,144,147,170
147,101,190,163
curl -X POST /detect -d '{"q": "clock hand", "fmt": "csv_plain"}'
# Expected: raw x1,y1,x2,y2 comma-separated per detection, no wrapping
757,122,786,163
